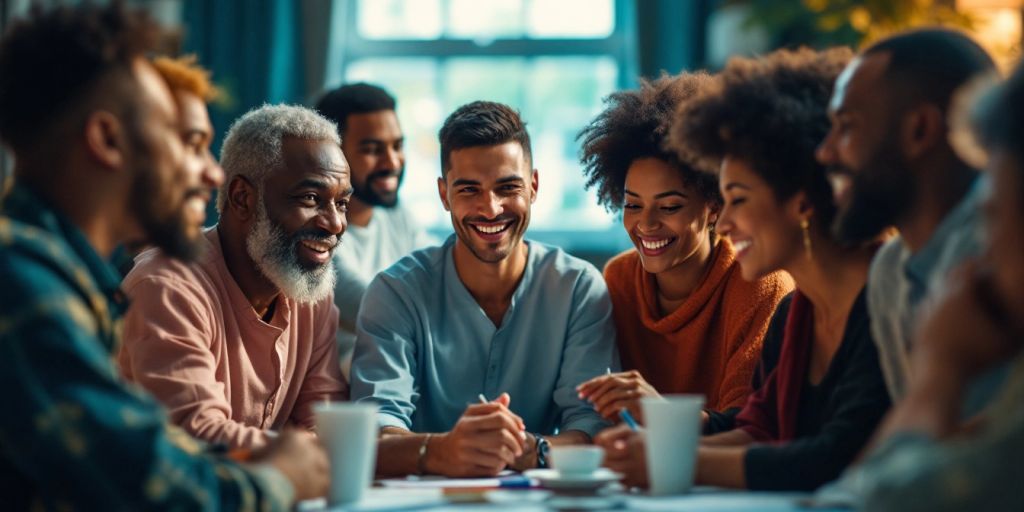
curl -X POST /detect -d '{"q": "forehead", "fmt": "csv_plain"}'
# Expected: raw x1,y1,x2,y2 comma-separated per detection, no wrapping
446,141,529,182
273,136,350,187
132,59,178,122
173,90,212,133
344,110,402,140
830,52,890,113
625,158,687,191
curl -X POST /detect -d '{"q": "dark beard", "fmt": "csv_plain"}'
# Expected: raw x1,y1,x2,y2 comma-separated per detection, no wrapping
352,168,403,207
831,142,915,245
130,169,205,262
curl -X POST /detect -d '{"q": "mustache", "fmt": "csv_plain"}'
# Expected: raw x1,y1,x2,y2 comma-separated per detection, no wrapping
185,188,211,202
292,228,339,249
825,165,854,177
367,169,401,182
464,214,517,225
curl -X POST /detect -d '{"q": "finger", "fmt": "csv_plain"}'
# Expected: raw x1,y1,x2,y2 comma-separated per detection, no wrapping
593,387,639,414
594,424,632,447
463,402,505,417
461,448,508,472
576,374,612,395
468,428,523,461
494,392,511,408
596,398,639,421
583,377,626,405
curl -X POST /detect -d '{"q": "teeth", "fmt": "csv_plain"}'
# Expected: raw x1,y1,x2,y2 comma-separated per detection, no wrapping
733,239,752,252
641,238,671,250
301,240,332,253
474,223,509,234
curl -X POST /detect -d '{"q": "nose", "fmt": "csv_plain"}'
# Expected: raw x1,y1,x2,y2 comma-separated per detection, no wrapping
715,202,733,238
317,201,347,236
384,146,403,171
479,190,504,219
203,152,225,189
638,207,660,232
816,128,837,166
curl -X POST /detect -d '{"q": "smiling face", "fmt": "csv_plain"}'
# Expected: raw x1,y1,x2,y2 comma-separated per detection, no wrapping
715,156,805,281
342,110,404,207
438,141,536,264
245,136,352,302
622,157,716,275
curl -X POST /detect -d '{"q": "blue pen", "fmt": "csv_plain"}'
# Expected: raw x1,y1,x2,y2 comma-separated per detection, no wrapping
618,408,640,431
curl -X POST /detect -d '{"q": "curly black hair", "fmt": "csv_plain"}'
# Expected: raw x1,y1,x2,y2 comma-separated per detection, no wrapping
670,47,852,232
578,73,719,213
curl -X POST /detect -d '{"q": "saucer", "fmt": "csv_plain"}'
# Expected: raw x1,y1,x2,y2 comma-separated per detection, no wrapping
523,468,623,490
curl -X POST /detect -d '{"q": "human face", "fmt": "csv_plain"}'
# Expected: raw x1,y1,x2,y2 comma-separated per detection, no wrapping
438,142,536,264
342,110,404,207
173,90,224,234
715,156,804,281
622,157,716,275
125,59,211,262
982,150,1024,322
246,137,352,303
818,53,914,244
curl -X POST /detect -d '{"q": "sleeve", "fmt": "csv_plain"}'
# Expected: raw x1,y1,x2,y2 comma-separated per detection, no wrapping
553,267,620,438
743,324,891,491
859,425,1024,512
715,276,790,411
333,258,371,340
348,276,421,431
119,276,269,450
290,300,348,430
0,276,292,510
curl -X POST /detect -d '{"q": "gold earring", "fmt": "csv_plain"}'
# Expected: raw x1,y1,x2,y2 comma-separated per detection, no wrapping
800,218,813,260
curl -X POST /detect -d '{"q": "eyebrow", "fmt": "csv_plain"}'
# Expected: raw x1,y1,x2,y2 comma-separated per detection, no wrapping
359,137,404,145
623,189,687,199
292,178,331,191
452,175,524,187
723,183,751,192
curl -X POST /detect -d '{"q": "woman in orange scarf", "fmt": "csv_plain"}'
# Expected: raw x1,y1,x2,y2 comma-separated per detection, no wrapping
575,74,793,425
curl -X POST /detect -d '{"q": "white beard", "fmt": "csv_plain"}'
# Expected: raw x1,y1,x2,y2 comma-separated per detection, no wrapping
245,200,336,304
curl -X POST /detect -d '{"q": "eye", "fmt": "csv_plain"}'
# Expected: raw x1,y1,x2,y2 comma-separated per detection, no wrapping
336,199,349,212
298,193,318,206
728,197,746,206
661,205,682,213
623,202,640,211
458,186,478,195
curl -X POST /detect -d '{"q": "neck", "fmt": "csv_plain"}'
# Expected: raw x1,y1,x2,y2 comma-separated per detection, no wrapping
653,238,715,301
216,220,280,316
784,237,872,327
452,239,529,306
898,162,977,252
18,163,131,258
347,198,374,227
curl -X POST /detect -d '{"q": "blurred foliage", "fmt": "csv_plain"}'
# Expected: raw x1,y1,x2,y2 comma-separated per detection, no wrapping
728,0,976,49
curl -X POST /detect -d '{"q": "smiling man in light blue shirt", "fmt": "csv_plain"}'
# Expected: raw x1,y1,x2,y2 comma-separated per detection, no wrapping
350,101,617,478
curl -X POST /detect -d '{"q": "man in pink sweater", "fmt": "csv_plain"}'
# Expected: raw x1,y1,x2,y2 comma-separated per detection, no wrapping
119,101,351,450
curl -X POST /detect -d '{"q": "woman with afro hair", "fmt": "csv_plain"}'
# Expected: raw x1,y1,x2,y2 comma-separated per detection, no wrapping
597,47,892,492
575,73,793,429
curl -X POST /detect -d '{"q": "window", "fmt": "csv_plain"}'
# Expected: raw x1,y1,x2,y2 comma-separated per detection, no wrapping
332,0,636,254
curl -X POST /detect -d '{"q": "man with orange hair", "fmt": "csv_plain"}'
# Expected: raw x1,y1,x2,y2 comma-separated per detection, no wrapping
118,57,349,451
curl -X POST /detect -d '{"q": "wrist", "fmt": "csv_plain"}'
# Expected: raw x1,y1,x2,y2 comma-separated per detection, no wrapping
421,433,445,475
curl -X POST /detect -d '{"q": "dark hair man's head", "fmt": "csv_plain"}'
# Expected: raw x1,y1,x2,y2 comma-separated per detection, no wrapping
817,28,997,245
0,2,215,261
436,101,536,264
316,83,403,209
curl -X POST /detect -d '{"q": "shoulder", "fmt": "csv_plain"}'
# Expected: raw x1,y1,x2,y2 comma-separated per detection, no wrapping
869,237,906,278
122,246,209,299
0,218,86,301
532,241,603,284
373,243,446,292
602,249,640,296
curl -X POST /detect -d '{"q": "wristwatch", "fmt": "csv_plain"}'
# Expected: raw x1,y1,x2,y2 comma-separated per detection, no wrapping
533,433,550,469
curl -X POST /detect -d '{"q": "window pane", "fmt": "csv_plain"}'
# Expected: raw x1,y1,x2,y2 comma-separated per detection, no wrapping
344,56,619,233
446,0,524,39
526,0,615,38
357,0,443,40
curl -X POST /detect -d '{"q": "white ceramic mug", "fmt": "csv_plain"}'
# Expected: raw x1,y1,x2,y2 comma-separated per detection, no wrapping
315,402,379,505
641,394,705,495
550,445,604,475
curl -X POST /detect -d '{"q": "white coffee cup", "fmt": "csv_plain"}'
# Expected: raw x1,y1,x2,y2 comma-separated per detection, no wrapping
315,402,379,505
550,445,604,475
641,395,704,495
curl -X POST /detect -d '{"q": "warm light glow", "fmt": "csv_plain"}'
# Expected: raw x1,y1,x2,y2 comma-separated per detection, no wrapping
957,1,1022,71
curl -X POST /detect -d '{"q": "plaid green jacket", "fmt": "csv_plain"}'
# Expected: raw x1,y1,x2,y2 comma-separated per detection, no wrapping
0,185,293,511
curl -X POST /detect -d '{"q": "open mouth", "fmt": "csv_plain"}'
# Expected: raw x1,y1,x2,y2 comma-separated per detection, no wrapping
637,236,676,256
298,239,336,264
469,220,514,242
731,238,752,259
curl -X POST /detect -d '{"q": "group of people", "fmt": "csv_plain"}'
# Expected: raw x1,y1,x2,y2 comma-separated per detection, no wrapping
0,2,1021,511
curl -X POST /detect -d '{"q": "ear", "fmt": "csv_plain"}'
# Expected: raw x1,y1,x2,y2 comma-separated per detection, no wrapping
707,200,722,225
227,175,257,221
437,176,451,212
785,190,814,223
529,168,539,204
83,110,126,171
900,104,944,160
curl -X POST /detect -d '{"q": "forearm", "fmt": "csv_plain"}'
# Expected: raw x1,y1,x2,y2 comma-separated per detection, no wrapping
509,429,591,471
701,428,755,447
695,445,748,489
375,427,434,477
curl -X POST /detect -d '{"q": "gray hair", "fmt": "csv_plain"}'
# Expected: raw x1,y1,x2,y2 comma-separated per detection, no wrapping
218,104,341,212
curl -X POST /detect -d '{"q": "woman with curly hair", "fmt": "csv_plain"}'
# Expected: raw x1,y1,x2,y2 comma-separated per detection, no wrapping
575,74,793,427
597,47,891,491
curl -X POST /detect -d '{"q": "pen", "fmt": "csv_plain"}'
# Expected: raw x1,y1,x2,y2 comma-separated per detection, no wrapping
619,408,640,431
478,393,489,404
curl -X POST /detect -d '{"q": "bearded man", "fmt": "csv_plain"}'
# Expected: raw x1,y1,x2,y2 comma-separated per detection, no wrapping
119,104,351,450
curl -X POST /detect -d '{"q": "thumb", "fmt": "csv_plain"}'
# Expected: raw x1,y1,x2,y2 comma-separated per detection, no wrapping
495,392,511,407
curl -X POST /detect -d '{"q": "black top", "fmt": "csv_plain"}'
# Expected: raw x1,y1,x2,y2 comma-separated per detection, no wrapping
740,289,892,491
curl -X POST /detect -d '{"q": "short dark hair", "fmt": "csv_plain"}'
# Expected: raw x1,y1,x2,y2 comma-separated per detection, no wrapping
0,1,168,154
438,101,532,176
315,82,397,136
578,73,720,212
865,28,996,115
671,47,852,233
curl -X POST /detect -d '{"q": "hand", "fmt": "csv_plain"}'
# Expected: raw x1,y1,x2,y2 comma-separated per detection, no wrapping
576,370,660,423
594,424,648,488
430,393,527,477
253,429,330,501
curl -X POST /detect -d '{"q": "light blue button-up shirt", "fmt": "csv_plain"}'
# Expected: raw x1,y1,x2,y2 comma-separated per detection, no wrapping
349,236,618,438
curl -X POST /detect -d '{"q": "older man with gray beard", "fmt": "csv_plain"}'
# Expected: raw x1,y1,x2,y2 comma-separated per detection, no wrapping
119,104,352,450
